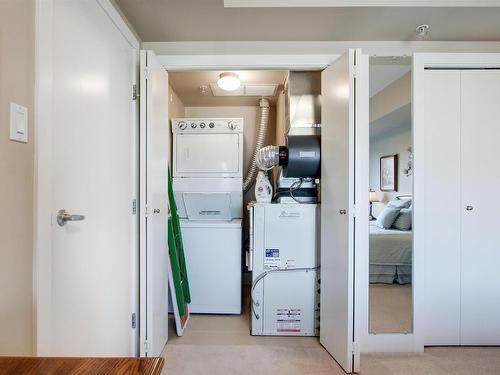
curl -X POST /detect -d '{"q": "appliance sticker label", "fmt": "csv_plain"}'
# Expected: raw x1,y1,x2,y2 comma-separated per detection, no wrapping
264,248,281,270
276,309,301,333
299,151,315,158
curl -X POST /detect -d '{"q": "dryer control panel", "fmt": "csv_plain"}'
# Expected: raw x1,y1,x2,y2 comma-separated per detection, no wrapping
172,118,244,134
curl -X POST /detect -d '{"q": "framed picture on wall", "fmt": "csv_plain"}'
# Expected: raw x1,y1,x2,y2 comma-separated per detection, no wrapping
380,154,398,191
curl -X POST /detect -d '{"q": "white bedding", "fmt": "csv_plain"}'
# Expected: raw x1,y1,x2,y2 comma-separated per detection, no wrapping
369,223,412,284
369,223,412,266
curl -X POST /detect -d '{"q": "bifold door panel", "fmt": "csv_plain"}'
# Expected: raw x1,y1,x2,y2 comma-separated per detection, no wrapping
423,69,500,346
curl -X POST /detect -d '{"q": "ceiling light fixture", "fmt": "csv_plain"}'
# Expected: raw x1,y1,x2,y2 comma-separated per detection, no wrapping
217,72,241,91
415,24,430,39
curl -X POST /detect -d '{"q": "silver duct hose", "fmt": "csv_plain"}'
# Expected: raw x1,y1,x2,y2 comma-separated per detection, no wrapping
243,98,270,192
255,145,279,170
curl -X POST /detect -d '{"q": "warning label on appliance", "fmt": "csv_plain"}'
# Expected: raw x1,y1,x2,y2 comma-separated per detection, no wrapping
277,309,301,333
264,248,281,270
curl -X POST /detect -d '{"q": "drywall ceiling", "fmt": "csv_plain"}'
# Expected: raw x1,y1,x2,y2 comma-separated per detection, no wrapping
115,0,500,41
225,0,499,6
369,57,411,97
169,70,288,106
370,103,411,139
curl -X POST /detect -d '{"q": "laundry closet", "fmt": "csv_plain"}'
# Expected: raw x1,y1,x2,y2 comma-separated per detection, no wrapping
134,48,368,374
166,69,324,324
167,70,283,317
160,58,354,360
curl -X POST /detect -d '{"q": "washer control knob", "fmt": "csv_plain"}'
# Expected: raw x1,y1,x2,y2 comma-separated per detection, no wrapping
228,120,237,130
191,122,197,128
200,122,206,128
209,122,215,129
178,121,187,130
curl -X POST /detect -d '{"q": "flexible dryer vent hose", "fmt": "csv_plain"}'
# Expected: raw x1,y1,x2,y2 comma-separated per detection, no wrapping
243,98,270,192
255,145,280,170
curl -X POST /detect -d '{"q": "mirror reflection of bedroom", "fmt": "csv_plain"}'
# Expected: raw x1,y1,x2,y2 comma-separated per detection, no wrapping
369,56,412,334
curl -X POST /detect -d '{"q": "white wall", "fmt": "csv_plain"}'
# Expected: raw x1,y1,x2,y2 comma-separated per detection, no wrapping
0,0,35,355
169,85,185,119
370,125,412,204
370,73,411,123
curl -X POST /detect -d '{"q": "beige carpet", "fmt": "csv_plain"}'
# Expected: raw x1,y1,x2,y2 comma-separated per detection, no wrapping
162,293,344,375
161,290,500,375
369,284,412,334
362,347,500,375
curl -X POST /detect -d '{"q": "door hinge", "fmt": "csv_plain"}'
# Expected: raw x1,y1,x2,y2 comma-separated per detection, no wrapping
143,340,150,354
131,313,137,329
144,204,151,217
144,67,149,80
132,199,137,215
352,66,358,78
352,341,359,356
352,204,357,218
132,84,139,101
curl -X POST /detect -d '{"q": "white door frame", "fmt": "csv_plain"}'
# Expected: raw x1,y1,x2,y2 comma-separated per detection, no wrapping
33,0,140,355
158,54,341,71
411,52,500,352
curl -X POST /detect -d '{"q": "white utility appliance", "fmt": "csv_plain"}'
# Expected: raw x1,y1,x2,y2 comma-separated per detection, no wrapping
248,203,320,336
172,118,244,314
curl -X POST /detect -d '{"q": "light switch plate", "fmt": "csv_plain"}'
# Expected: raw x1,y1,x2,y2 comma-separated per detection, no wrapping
10,102,28,143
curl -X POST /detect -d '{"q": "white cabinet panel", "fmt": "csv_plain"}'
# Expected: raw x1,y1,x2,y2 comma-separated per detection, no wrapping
460,71,500,345
175,133,240,174
180,220,241,314
423,70,462,346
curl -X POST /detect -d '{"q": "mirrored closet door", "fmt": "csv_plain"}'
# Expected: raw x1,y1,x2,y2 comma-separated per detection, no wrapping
368,56,413,334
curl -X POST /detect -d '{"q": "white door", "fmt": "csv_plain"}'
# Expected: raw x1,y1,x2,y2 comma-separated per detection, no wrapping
460,70,500,345
320,49,363,373
422,69,500,346
139,50,170,357
35,0,138,356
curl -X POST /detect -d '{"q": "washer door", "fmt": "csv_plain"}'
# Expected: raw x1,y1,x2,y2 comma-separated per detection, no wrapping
175,133,240,176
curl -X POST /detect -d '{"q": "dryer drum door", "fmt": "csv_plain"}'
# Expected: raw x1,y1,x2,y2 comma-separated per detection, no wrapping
175,133,240,176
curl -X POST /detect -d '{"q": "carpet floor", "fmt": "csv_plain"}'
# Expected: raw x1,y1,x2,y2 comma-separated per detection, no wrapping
161,291,500,375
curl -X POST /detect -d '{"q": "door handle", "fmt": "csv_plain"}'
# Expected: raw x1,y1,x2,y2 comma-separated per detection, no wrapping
57,209,85,227
466,205,473,211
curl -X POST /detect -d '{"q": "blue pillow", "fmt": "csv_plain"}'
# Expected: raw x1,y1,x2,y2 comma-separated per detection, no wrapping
375,206,401,229
387,199,411,209
392,207,412,231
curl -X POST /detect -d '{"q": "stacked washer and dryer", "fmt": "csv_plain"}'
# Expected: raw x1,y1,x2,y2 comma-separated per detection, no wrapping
172,118,243,314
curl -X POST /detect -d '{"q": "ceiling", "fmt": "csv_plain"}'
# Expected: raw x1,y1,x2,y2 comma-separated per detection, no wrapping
115,0,500,42
369,56,411,97
370,103,411,139
169,70,288,106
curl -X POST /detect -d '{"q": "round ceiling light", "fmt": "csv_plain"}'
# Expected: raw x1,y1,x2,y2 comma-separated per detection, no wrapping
217,72,241,91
